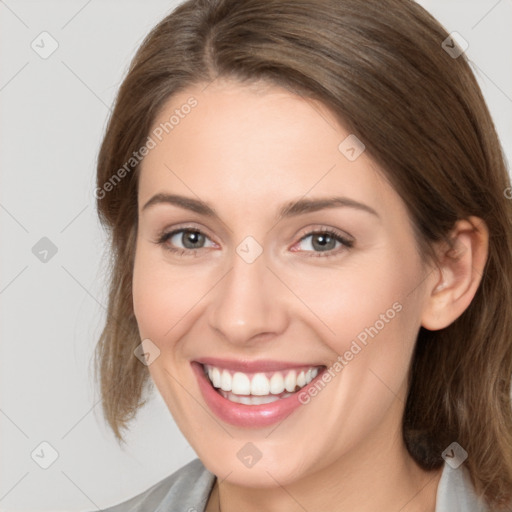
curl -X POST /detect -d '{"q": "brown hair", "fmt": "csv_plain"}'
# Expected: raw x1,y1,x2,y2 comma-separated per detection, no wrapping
95,0,512,508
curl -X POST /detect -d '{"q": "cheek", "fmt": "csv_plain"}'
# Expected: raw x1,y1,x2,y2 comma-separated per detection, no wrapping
291,249,426,418
286,252,425,454
288,249,422,351
131,244,208,420
132,243,214,346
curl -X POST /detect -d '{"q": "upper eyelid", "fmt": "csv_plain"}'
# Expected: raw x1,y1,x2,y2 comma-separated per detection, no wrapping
159,224,352,238
297,226,353,241
160,225,353,250
162,223,215,240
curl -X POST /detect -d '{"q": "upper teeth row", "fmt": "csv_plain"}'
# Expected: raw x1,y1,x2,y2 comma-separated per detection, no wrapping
204,365,320,396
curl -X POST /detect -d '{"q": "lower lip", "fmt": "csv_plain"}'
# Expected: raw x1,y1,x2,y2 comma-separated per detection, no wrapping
191,362,325,428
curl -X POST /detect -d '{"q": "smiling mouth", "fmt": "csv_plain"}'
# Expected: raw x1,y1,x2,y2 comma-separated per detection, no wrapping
202,363,326,405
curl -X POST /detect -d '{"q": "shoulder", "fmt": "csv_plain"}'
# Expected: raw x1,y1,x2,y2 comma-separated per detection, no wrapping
435,462,490,512
97,458,216,512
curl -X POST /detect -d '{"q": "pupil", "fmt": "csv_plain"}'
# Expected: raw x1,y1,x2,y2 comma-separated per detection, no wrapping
313,234,335,251
183,231,204,249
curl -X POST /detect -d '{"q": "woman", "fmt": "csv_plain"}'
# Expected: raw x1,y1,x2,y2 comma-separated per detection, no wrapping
93,0,512,510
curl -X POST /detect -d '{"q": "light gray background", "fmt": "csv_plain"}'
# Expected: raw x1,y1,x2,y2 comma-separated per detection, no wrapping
1,1,511,511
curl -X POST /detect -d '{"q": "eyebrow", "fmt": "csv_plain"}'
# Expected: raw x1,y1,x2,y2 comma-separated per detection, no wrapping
141,193,380,220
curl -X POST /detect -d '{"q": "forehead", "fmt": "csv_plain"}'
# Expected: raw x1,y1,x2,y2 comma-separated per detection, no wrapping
137,79,401,220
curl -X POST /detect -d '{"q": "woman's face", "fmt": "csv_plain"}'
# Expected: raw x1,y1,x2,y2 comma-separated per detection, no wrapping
133,79,437,486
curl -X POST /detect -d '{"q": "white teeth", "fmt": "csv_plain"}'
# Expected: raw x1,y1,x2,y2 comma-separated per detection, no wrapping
220,369,232,392
251,373,270,395
250,395,280,405
284,370,297,392
211,367,221,388
269,372,285,394
220,390,287,405
204,364,322,402
232,372,251,395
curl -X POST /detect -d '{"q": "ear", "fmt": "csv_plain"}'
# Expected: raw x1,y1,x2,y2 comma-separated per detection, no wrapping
421,216,489,331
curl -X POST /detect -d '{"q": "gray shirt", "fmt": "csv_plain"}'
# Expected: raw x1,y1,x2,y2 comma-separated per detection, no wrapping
98,458,489,512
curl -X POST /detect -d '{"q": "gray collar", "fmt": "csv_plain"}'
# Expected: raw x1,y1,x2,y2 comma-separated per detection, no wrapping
99,458,489,512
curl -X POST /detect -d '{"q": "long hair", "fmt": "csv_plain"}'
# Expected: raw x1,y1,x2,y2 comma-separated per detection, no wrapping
95,0,512,508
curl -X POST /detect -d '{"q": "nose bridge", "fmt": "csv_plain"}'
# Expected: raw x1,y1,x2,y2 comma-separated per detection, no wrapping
208,245,288,345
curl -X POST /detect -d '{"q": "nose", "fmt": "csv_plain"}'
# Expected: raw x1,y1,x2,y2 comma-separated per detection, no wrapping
207,249,289,346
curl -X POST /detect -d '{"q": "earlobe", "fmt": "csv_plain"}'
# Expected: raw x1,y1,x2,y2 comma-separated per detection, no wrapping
421,216,489,331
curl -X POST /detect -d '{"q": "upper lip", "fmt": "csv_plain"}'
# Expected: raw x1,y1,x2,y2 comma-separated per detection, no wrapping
194,357,325,373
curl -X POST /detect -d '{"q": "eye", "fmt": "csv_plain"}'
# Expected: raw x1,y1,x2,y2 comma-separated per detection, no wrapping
292,228,354,256
156,227,216,254
154,226,353,258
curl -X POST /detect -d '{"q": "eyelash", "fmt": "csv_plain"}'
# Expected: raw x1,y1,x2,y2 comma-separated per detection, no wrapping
154,225,354,258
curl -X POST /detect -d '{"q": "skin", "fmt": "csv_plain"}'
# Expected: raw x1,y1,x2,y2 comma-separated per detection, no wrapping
132,78,488,512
